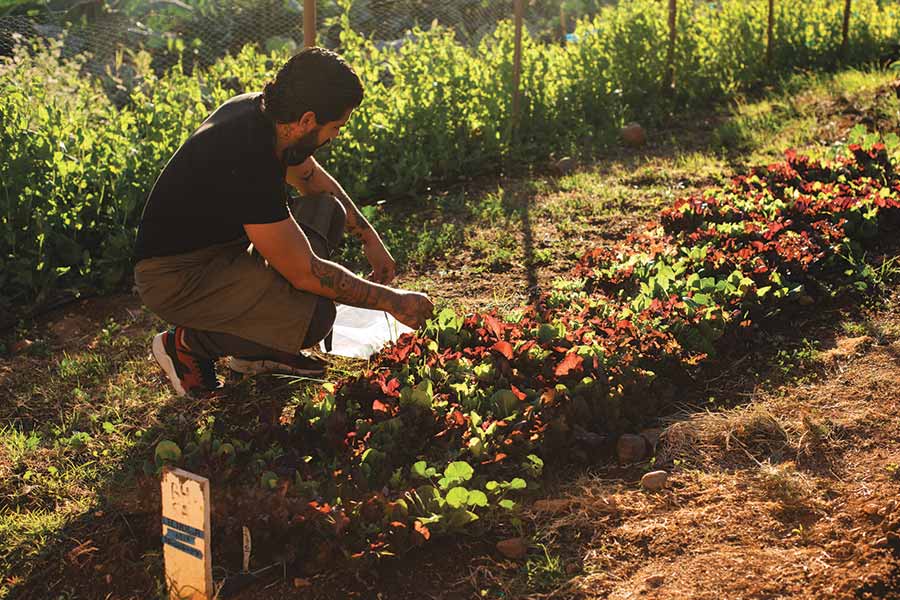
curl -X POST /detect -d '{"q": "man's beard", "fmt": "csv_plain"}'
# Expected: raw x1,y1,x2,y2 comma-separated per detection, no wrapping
282,129,331,167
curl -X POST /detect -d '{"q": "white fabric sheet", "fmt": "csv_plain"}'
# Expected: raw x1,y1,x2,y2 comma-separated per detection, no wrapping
319,304,413,359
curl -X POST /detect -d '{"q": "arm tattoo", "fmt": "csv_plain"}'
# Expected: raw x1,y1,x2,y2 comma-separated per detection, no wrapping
310,258,380,308
335,194,374,243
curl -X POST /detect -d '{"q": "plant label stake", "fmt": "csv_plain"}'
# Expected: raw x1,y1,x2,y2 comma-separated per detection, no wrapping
242,526,252,573
161,468,212,600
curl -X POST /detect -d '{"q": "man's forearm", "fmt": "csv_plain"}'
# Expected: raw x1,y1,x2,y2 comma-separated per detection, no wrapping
304,255,395,311
306,158,380,244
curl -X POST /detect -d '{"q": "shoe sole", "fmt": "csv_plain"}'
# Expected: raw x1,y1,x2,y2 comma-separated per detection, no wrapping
225,357,324,377
152,333,188,397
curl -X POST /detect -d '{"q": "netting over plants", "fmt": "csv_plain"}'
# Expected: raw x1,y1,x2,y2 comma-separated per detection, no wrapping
0,0,598,76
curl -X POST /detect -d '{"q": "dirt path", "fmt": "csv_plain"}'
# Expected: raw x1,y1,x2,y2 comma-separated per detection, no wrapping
564,333,900,599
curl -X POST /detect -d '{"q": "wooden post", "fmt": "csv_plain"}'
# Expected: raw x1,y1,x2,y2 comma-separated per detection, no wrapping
663,0,676,93
560,3,567,41
511,0,524,134
162,468,212,600
766,0,774,66
304,0,317,48
840,0,851,61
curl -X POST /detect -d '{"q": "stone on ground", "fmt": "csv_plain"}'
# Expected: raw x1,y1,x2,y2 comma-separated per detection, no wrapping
496,537,529,560
641,470,669,491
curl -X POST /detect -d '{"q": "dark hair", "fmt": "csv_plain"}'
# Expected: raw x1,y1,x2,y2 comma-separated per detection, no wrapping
261,47,364,124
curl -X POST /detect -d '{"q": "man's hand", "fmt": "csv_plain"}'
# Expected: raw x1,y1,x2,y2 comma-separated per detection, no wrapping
390,290,434,330
364,238,397,285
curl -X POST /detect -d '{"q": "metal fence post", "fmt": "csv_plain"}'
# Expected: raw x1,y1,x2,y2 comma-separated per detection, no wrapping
511,0,524,135
304,0,317,47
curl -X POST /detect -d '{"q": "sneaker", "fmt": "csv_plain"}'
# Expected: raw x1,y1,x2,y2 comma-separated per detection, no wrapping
152,327,222,398
224,351,326,377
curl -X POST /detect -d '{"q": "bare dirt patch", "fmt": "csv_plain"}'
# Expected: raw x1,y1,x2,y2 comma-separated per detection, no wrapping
548,335,900,600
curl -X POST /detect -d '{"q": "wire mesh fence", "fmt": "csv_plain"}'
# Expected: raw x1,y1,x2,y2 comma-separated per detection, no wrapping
0,0,602,78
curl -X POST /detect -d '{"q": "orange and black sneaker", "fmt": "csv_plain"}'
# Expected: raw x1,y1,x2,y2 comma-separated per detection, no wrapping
151,327,222,398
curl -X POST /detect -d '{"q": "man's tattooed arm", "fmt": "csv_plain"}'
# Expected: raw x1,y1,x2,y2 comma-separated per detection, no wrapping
309,256,389,309
298,158,379,243
307,256,434,329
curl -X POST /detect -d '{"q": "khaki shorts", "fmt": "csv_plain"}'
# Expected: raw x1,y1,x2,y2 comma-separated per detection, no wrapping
134,237,318,355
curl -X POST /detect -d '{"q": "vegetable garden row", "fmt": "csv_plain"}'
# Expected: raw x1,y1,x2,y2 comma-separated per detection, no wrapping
153,133,900,570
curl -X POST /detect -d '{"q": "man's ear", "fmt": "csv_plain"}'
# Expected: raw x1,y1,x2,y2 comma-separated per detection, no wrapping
297,110,319,134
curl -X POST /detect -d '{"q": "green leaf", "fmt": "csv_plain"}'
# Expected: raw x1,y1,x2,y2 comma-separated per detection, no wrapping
467,490,488,507
260,471,278,489
446,486,469,508
443,461,474,482
444,508,479,529
508,478,527,490
499,499,516,510
692,293,712,306
469,411,482,431
154,440,182,465
412,460,429,478
216,442,235,458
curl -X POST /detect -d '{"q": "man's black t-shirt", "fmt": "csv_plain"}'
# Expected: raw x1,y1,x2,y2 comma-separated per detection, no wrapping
133,93,289,261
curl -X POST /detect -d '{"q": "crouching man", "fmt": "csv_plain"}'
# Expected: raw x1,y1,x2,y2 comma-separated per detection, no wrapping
132,47,434,398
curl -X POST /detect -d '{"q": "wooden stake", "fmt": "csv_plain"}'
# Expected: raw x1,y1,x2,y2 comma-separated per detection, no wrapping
841,0,852,61
766,0,774,66
162,468,212,600
511,0,524,135
664,0,677,94
304,0,317,48
560,3,567,41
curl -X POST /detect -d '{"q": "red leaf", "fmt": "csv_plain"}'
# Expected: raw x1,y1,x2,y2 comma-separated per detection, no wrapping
510,384,526,401
414,521,431,541
491,341,514,360
379,377,400,397
518,340,537,353
482,314,504,340
372,399,390,415
554,352,583,377
449,410,466,427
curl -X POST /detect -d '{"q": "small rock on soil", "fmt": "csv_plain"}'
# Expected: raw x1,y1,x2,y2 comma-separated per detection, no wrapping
641,470,669,491
621,122,646,147
496,537,528,560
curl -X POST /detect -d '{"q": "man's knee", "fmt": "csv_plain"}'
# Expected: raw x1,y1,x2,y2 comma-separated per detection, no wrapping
301,296,337,348
293,193,346,249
